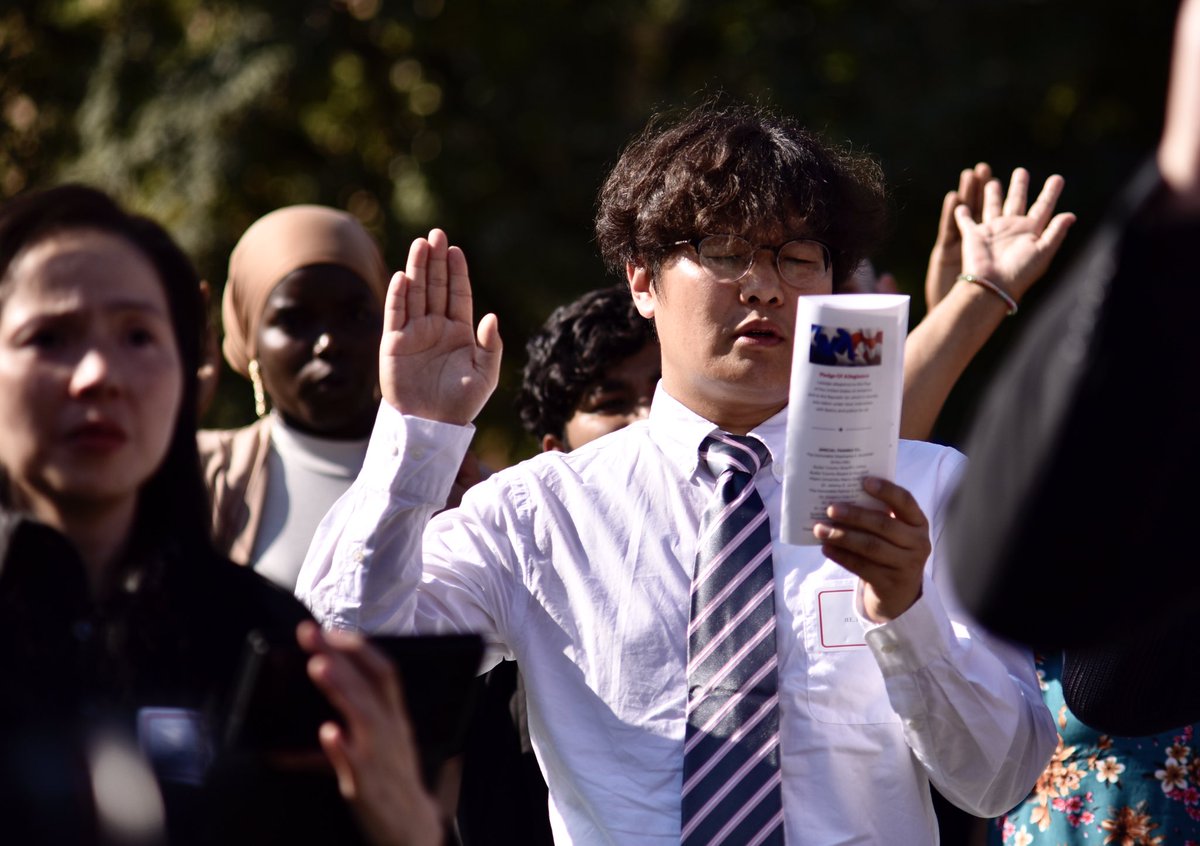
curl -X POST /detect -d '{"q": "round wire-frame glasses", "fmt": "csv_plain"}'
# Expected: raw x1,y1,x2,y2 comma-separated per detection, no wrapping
670,234,832,288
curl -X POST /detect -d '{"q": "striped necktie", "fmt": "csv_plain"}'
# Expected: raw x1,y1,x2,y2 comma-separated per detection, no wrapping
682,432,784,846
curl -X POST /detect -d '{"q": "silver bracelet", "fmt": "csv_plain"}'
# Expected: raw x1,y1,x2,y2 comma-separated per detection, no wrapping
957,273,1018,316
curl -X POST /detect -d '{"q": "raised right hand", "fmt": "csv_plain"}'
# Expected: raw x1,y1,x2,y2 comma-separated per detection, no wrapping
380,228,502,425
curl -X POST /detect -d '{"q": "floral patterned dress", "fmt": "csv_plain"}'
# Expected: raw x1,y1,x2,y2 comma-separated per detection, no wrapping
990,652,1200,846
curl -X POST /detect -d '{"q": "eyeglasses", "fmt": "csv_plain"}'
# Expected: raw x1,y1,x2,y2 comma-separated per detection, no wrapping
670,234,832,288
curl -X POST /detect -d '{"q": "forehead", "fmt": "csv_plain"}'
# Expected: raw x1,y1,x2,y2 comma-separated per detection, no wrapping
696,211,815,244
265,264,379,309
746,213,815,243
3,229,169,316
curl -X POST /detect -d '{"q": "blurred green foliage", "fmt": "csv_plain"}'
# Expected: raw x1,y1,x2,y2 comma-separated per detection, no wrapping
0,0,1177,466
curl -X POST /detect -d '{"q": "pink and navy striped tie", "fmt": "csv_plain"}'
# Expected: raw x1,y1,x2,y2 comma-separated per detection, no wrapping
682,432,784,846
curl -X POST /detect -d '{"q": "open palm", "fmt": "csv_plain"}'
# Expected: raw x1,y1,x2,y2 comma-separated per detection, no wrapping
956,168,1075,303
380,228,502,426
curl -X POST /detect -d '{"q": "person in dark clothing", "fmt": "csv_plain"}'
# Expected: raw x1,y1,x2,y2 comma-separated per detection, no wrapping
945,0,1200,738
0,184,442,846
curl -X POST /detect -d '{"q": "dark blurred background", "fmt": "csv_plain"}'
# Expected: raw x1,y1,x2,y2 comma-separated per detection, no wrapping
0,0,1176,467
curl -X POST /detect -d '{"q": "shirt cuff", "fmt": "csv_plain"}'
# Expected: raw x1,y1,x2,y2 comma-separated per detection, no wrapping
360,402,476,506
859,576,955,678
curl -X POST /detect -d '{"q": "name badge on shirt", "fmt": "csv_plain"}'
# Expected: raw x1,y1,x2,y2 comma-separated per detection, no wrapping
817,588,866,649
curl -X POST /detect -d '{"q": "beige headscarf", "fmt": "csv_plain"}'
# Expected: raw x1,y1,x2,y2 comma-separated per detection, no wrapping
220,205,389,378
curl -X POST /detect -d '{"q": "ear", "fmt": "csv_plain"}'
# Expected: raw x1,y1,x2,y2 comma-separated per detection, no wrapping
627,263,656,319
541,433,566,453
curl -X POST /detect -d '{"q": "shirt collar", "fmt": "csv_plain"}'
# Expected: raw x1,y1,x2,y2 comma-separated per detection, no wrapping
647,385,788,482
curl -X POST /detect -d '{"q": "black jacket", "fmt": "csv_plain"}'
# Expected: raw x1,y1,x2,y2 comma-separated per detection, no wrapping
0,512,364,845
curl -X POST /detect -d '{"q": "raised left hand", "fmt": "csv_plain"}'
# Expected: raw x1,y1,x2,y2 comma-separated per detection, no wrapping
955,168,1076,306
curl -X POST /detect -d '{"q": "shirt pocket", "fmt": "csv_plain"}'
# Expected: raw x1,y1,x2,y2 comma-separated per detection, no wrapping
798,578,900,726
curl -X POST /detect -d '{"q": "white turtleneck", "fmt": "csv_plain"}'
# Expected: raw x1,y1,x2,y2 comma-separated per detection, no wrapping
251,412,369,590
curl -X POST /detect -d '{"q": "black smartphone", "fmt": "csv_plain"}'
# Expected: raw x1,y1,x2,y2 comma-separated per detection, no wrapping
223,628,484,788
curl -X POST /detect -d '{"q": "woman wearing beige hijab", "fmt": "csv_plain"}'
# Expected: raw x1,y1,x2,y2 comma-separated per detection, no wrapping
199,205,388,588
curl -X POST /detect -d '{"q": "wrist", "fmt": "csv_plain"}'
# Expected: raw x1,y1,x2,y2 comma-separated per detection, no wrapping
956,273,1018,316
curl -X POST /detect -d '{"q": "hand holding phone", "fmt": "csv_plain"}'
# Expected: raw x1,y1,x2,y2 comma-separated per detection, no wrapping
298,623,464,846
223,624,483,790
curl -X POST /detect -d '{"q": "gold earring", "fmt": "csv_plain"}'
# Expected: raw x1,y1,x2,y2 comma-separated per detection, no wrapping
248,358,268,419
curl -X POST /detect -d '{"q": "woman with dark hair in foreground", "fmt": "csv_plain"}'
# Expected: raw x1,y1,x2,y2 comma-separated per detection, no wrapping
0,184,441,846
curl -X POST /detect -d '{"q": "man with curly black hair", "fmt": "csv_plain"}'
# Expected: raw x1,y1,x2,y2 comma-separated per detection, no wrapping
515,285,659,452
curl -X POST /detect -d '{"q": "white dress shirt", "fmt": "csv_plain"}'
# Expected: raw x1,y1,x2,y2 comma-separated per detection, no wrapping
297,388,1055,845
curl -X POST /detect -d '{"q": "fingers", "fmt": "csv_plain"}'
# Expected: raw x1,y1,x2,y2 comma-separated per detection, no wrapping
311,654,378,736
298,622,440,845
473,312,504,388
425,229,450,318
823,478,927,537
331,637,408,726
318,722,359,800
956,167,975,205
863,476,926,526
1002,167,1030,217
1037,211,1077,255
812,478,931,621
403,237,429,320
957,169,981,219
305,650,360,727
934,190,961,247
811,477,930,566
296,619,325,651
1026,174,1067,231
300,625,401,740
946,163,987,244
324,628,401,695
973,161,993,191
476,311,502,354
395,229,462,329
982,177,1004,222
383,273,409,337
956,162,992,221
813,516,924,587
297,622,385,783
446,245,472,326
953,203,978,237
